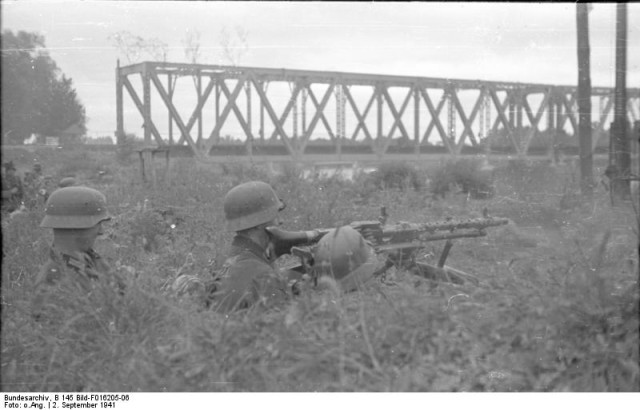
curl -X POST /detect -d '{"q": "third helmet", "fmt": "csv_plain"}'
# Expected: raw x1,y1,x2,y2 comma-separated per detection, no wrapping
313,225,378,291
58,177,76,188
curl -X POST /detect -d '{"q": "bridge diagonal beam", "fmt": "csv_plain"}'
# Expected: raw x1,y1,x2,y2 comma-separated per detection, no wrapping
452,90,482,152
301,83,336,153
251,78,298,156
149,71,198,150
559,93,578,135
345,86,376,142
217,80,256,151
593,96,613,149
122,76,165,145
520,90,551,153
489,89,521,154
205,75,248,153
420,89,452,152
175,76,216,145
380,87,412,155
150,71,212,151
304,84,336,140
267,82,303,143
628,98,639,122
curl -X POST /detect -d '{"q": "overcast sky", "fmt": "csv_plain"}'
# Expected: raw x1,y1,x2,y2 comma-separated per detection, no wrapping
2,1,639,137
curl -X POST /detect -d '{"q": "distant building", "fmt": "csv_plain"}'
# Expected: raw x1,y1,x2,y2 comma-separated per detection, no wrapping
45,137,60,146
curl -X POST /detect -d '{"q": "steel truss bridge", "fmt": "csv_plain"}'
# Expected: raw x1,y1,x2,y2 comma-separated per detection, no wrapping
116,61,640,161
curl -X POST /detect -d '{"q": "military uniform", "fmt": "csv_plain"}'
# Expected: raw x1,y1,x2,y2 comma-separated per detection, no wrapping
1,173,24,212
35,246,111,291
213,235,290,312
32,245,125,321
23,173,47,209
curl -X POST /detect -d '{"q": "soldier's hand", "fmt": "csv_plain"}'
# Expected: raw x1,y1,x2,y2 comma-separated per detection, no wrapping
308,229,328,242
266,226,327,258
360,227,377,243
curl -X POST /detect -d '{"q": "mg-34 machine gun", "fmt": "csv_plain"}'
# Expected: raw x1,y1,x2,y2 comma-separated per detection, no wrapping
268,207,510,286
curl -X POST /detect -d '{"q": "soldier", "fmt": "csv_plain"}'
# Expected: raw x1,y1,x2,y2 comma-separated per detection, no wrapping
42,175,54,202
211,180,324,312
1,161,24,213
33,186,124,319
23,163,48,209
24,162,43,182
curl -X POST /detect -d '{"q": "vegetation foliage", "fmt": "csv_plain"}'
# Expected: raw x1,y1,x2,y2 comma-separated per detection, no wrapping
1,147,638,392
429,158,495,199
1,30,86,144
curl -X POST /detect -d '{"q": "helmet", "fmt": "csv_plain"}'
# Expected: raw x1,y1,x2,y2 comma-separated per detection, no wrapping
313,225,378,292
40,186,110,229
223,181,284,232
58,177,76,188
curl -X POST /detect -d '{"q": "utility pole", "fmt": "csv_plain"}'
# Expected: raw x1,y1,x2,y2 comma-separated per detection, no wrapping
610,3,630,200
576,4,593,196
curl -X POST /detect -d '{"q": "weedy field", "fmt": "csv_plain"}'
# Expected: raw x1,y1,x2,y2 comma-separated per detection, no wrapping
1,146,638,392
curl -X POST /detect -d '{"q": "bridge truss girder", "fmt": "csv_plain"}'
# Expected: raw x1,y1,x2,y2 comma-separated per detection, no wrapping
116,61,640,159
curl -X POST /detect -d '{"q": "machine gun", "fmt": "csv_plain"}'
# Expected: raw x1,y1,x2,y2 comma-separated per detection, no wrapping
268,207,510,286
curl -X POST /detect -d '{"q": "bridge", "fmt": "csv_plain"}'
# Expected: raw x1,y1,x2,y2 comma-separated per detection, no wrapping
116,61,640,162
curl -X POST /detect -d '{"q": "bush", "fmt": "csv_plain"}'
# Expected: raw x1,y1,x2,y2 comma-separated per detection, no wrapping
430,158,494,199
115,133,140,165
366,162,424,192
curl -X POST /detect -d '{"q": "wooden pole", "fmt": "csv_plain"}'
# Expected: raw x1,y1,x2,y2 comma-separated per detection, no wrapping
116,59,124,145
610,3,630,200
576,3,593,195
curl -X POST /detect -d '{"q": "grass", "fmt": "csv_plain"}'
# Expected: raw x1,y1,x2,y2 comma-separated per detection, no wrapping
1,147,638,392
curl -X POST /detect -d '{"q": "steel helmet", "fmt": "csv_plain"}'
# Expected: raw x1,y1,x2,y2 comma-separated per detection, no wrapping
223,181,284,232
40,186,111,229
58,177,76,188
313,225,378,292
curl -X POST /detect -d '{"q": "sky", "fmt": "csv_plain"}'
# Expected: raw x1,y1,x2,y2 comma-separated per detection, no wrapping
2,0,639,138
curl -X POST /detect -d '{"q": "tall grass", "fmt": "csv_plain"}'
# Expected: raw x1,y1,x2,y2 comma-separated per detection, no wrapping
1,148,638,391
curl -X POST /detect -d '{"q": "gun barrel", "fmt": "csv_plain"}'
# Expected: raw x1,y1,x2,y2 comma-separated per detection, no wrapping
375,230,487,251
384,217,509,235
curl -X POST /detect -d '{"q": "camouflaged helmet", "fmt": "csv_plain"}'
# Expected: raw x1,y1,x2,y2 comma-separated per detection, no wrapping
313,225,378,292
223,181,284,232
40,186,110,229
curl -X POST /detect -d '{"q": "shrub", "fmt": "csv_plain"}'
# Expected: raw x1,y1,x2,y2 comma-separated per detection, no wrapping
219,162,271,185
115,133,140,165
367,162,424,192
430,158,494,199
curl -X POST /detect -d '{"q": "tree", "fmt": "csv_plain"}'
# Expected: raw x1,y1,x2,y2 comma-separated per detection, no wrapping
1,30,86,144
108,31,168,64
220,25,249,66
183,29,202,66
